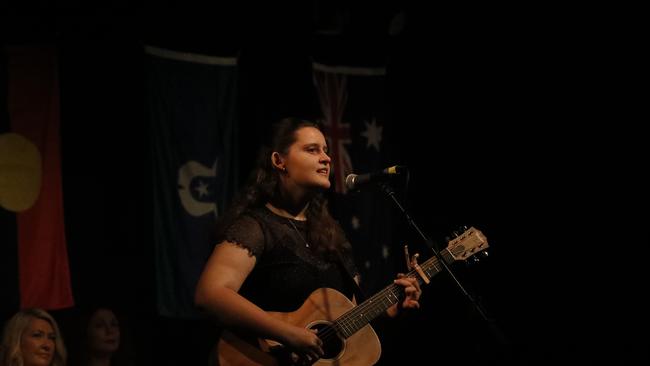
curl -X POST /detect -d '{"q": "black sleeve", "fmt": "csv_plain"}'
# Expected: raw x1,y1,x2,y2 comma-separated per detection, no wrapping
220,214,265,260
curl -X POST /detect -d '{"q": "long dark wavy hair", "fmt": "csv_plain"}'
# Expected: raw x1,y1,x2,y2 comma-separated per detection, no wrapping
215,117,346,255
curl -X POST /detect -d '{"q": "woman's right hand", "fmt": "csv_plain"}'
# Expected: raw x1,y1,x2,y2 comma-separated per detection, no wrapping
282,325,324,364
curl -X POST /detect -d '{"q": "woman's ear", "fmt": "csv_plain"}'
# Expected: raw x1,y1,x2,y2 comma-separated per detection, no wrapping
271,152,286,172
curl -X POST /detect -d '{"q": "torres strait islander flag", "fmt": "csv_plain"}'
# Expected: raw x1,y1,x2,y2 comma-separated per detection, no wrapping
146,45,239,318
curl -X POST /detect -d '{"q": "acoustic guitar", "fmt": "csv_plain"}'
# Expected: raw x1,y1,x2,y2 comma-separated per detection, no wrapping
218,226,488,366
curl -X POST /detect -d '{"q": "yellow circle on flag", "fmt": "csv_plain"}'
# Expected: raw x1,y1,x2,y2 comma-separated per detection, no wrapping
0,132,42,212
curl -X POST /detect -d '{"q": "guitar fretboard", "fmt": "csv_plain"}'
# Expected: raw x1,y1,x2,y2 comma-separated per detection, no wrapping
333,248,456,338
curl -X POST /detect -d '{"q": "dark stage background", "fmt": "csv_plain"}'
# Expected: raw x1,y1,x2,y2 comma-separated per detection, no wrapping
2,6,647,366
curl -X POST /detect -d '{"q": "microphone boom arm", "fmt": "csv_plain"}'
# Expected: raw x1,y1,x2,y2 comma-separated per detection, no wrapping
377,182,493,323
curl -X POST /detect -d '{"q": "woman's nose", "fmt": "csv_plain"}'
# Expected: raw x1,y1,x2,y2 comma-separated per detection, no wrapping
41,340,53,351
321,151,331,163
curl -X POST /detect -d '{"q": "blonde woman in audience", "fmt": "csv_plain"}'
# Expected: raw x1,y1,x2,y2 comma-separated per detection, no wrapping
0,308,67,366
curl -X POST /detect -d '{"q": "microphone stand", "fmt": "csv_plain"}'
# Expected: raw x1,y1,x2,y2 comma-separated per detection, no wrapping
377,181,510,349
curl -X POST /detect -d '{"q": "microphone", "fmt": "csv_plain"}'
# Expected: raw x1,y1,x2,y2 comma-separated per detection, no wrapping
345,165,406,191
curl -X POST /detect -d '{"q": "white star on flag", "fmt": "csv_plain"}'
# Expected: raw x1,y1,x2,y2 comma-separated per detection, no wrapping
382,245,390,259
351,216,360,230
361,118,383,151
195,180,210,197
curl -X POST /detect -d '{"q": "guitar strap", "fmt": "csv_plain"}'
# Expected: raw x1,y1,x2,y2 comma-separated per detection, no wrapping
335,250,367,303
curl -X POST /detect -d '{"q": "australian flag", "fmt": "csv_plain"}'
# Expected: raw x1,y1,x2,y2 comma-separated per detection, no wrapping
312,61,402,294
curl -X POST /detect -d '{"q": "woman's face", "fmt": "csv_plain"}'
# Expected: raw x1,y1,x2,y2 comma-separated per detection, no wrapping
87,309,120,355
21,317,55,366
280,126,331,191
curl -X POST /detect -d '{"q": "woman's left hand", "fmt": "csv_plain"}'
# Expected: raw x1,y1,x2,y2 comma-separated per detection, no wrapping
387,273,421,317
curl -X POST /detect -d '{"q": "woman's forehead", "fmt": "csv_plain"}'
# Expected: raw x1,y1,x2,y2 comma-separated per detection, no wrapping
294,126,326,144
27,317,53,332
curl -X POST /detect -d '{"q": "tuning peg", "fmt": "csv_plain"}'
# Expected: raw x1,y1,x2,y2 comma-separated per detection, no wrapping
472,256,480,264
452,226,469,237
479,250,489,259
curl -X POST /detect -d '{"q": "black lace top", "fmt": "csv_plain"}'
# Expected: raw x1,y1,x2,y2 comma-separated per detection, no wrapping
221,206,359,312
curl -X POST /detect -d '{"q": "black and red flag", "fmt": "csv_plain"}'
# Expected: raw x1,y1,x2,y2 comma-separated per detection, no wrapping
0,45,74,314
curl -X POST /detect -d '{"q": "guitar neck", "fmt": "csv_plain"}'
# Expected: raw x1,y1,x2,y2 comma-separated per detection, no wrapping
334,248,454,338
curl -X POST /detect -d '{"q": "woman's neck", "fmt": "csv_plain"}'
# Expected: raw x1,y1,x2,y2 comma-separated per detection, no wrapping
265,202,308,221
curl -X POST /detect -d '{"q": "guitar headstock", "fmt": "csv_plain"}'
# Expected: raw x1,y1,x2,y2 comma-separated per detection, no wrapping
446,226,489,261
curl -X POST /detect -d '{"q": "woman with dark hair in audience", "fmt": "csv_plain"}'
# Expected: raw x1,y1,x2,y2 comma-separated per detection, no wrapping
68,306,132,366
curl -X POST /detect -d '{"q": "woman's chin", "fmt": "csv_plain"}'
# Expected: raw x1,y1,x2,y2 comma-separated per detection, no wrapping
319,180,331,190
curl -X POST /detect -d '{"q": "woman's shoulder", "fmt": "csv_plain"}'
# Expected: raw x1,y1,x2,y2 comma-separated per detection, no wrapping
244,206,287,226
228,208,264,231
226,206,287,236
242,206,266,220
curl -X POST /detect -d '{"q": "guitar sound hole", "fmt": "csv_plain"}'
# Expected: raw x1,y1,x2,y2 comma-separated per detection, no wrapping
309,323,344,360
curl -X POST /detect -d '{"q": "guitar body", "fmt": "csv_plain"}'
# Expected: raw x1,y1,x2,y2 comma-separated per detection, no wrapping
217,288,381,366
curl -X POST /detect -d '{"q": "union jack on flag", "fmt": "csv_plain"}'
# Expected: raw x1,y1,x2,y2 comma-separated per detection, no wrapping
311,60,395,294
313,65,353,193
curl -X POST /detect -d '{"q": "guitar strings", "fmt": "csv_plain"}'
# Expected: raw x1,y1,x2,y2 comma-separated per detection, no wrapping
315,255,443,342
315,282,404,342
316,247,461,342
